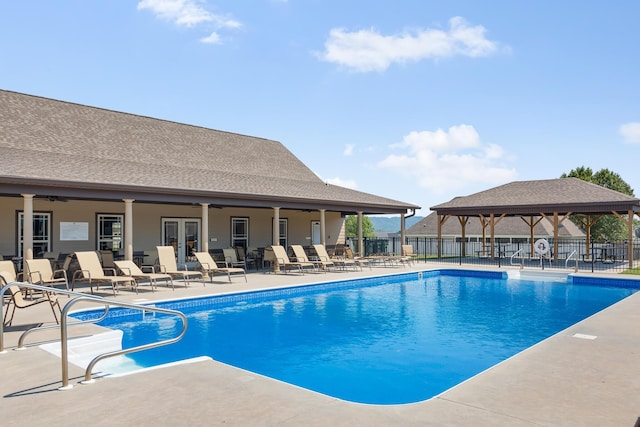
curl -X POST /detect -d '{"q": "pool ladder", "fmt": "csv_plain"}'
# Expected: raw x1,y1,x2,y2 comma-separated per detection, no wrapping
0,282,188,390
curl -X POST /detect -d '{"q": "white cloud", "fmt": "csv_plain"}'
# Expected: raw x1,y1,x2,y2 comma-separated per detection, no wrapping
318,17,505,72
620,122,640,144
326,177,358,189
137,0,241,43
200,32,221,44
343,144,355,156
378,125,517,195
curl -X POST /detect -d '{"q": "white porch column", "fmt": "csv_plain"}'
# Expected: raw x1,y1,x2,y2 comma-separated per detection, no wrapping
123,199,134,261
319,209,326,246
357,211,364,257
22,194,35,263
201,203,209,253
272,207,280,245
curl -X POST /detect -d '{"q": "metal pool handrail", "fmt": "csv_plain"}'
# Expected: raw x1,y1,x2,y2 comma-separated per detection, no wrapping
510,249,524,268
0,282,188,390
565,250,578,272
0,282,110,353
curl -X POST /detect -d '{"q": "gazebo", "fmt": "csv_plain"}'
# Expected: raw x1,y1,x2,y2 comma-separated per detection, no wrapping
430,178,640,267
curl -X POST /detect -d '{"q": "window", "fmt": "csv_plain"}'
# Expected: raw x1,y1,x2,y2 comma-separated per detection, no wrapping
278,219,288,247
18,212,51,257
231,217,249,248
97,214,123,251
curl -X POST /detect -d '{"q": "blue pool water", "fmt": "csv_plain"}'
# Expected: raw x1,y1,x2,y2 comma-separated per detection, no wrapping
77,270,639,404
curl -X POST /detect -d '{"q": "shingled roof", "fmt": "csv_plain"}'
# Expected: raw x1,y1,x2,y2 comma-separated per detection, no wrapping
0,90,419,214
431,178,640,216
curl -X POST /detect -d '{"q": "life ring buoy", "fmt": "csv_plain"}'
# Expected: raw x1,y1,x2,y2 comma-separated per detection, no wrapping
534,238,550,255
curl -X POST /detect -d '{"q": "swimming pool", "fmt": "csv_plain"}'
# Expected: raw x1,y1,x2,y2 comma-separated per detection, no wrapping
74,270,639,404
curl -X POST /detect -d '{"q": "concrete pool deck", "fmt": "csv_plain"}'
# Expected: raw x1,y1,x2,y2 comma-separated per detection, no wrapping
2,263,639,426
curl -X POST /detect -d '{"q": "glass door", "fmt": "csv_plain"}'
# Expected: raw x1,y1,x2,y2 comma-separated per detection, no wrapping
311,221,321,244
162,218,201,264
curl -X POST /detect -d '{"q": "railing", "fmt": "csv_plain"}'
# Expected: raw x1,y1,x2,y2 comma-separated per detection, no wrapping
1,282,188,390
352,237,639,273
510,249,524,268
565,250,578,272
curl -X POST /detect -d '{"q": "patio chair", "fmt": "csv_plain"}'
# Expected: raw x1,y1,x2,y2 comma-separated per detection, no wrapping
270,245,316,274
2,283,62,326
42,251,60,268
291,244,332,272
99,250,116,269
313,244,360,271
0,260,22,284
114,260,174,291
222,248,247,269
194,252,246,283
72,251,137,296
382,245,414,267
236,246,258,271
401,245,418,264
156,246,204,286
24,258,69,291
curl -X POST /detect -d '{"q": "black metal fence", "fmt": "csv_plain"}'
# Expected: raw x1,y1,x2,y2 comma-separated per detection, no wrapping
347,237,640,273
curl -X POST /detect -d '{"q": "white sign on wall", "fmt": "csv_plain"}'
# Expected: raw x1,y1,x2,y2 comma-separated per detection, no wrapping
60,222,89,241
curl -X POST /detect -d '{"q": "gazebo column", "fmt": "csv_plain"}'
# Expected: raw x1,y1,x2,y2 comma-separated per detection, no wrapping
22,194,35,265
478,215,488,257
613,209,636,268
489,213,495,258
628,210,634,268
123,199,134,261
458,216,469,257
201,203,209,253
436,214,443,258
553,212,559,262
357,211,363,257
319,209,326,246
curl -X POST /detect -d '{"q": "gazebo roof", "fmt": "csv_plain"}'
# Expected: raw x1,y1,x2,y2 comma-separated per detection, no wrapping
430,178,640,216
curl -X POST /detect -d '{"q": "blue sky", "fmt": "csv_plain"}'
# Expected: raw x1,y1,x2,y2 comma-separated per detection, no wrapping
2,1,639,215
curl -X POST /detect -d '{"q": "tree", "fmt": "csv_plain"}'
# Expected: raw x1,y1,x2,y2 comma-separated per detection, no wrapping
561,167,636,241
345,215,376,238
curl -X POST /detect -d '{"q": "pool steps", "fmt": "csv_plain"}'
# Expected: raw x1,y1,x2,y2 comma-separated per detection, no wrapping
507,270,569,283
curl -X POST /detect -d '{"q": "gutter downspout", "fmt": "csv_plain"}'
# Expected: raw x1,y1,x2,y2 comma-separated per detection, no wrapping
401,209,416,246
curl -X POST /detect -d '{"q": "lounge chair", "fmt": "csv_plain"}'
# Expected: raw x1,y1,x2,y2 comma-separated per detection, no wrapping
24,258,69,291
270,245,316,274
156,246,204,286
313,244,360,271
114,260,174,291
344,246,372,270
194,251,246,283
2,283,61,326
291,244,332,272
72,251,137,296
